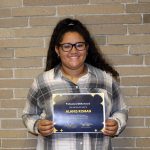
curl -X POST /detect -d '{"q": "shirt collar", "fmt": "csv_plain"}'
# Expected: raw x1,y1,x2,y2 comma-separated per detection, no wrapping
53,63,96,79
86,63,97,77
54,64,62,79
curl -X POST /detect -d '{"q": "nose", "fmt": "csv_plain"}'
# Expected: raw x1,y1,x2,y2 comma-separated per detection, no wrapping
70,45,78,53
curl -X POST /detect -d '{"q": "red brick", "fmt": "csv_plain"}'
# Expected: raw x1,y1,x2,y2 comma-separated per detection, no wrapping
0,0,22,7
12,7,56,16
24,0,88,6
0,18,28,28
77,15,141,24
58,4,124,15
126,4,150,13
108,35,150,44
2,139,37,148
0,9,11,17
0,39,43,48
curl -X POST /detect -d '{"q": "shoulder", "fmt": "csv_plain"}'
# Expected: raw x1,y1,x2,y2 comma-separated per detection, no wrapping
37,68,55,79
87,64,112,80
34,68,55,87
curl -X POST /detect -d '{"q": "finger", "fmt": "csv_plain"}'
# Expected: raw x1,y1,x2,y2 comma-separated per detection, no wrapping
39,124,53,131
103,126,118,136
105,125,117,132
103,129,116,136
105,119,117,126
103,120,118,136
38,124,54,135
38,120,54,133
40,127,54,136
38,120,54,129
39,120,53,126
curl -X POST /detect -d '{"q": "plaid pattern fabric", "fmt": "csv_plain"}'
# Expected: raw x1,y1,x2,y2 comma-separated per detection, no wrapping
22,64,128,150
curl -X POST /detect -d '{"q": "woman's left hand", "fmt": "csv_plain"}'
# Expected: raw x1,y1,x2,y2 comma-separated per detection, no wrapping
103,119,118,137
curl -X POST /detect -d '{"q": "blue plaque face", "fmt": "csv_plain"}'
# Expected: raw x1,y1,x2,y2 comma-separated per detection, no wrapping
52,93,105,133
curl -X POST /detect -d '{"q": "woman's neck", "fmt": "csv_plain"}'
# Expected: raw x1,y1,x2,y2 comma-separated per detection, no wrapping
61,65,87,84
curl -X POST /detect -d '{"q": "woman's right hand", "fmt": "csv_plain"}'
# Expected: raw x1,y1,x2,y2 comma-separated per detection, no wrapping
37,119,54,136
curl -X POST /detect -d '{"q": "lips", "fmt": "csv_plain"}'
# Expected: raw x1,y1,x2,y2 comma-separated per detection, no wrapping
70,56,79,58
69,56,80,61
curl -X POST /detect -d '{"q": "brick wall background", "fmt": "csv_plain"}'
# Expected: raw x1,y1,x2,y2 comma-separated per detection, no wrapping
0,0,150,149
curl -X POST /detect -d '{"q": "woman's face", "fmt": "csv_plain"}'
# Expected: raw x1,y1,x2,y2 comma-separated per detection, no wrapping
55,31,88,71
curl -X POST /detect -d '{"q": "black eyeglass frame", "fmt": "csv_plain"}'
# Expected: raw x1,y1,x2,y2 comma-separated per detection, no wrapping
58,42,88,52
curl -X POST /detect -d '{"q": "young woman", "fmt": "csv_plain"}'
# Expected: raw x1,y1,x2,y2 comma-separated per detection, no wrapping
22,18,128,150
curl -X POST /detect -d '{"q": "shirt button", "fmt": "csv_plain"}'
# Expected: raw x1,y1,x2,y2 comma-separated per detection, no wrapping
80,142,83,145
76,86,79,89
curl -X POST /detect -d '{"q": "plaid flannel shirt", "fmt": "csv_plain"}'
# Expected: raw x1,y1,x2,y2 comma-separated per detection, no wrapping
22,64,128,150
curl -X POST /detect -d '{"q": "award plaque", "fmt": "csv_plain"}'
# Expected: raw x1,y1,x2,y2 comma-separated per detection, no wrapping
52,93,105,133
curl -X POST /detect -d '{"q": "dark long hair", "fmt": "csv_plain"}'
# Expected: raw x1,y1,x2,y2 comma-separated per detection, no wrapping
45,18,119,80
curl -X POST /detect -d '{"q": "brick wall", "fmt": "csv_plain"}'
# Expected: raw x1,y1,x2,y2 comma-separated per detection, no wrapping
0,0,150,149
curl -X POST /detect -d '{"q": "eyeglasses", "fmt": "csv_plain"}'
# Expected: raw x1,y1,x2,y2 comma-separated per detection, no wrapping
58,42,87,52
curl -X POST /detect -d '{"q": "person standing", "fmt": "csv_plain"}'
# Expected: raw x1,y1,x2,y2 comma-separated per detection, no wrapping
22,18,128,150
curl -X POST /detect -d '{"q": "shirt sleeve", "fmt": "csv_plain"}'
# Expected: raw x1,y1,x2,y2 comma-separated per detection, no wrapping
110,79,128,135
22,78,42,134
